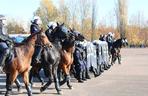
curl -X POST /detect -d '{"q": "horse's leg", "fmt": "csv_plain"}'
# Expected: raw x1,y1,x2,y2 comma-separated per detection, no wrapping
29,68,34,87
40,65,52,93
5,71,18,96
36,72,44,85
118,53,121,64
22,71,32,96
66,65,72,89
40,77,52,93
59,65,68,86
53,66,61,94
15,78,22,92
5,73,12,96
111,54,116,65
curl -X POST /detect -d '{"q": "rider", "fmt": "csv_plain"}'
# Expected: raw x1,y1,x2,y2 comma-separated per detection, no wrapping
47,21,57,30
106,32,115,50
45,21,57,41
30,16,43,63
0,15,13,71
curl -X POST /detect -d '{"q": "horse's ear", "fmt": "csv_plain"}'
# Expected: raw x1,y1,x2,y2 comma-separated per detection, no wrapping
56,22,59,26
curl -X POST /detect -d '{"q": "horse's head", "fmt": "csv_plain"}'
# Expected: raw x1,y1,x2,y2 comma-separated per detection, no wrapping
69,29,85,41
51,23,70,41
121,38,128,47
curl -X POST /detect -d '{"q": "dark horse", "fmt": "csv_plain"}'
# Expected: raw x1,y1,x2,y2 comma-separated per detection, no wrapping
111,38,128,65
39,24,85,94
3,30,51,96
30,23,69,94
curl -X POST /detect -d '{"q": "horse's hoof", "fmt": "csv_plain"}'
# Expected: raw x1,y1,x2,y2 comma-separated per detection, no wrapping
57,90,62,95
5,94,10,96
68,85,72,89
41,82,44,86
28,92,32,96
17,86,22,93
40,87,46,93
5,91,11,96
94,74,99,77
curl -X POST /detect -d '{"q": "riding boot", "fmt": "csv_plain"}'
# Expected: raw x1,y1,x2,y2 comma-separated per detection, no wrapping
34,46,42,63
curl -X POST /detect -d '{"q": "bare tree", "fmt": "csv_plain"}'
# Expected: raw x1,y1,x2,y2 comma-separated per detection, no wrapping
91,0,98,41
58,0,70,26
35,0,59,28
67,0,78,29
78,0,91,33
117,0,128,38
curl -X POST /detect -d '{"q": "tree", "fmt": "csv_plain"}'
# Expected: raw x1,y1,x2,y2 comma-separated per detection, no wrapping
78,0,91,33
117,0,128,38
91,0,98,41
67,0,78,29
35,0,59,29
58,0,70,26
6,19,25,34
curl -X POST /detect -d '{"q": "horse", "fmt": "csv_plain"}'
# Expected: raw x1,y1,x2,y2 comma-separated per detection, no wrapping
30,23,70,94
58,29,85,88
111,38,128,65
40,24,85,93
58,32,75,89
3,30,51,96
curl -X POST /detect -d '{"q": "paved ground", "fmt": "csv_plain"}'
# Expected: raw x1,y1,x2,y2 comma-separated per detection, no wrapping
0,48,148,96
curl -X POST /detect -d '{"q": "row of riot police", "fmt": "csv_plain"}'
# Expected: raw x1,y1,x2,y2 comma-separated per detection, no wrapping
73,39,111,83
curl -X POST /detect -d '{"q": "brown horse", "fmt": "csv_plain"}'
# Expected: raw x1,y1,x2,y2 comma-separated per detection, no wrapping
3,30,51,96
59,35,75,89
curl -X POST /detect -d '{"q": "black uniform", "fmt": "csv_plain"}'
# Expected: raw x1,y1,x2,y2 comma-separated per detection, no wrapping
30,22,42,63
0,20,13,68
74,44,86,83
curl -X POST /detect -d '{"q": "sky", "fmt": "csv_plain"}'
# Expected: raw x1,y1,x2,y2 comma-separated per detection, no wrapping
0,0,40,22
0,0,148,26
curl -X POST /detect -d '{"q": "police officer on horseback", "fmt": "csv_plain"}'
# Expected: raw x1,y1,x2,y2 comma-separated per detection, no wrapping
0,15,13,72
30,16,43,63
45,21,57,41
106,32,115,51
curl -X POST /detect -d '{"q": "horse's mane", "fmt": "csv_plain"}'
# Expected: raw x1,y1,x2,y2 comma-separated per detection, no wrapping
14,32,39,47
24,32,39,42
